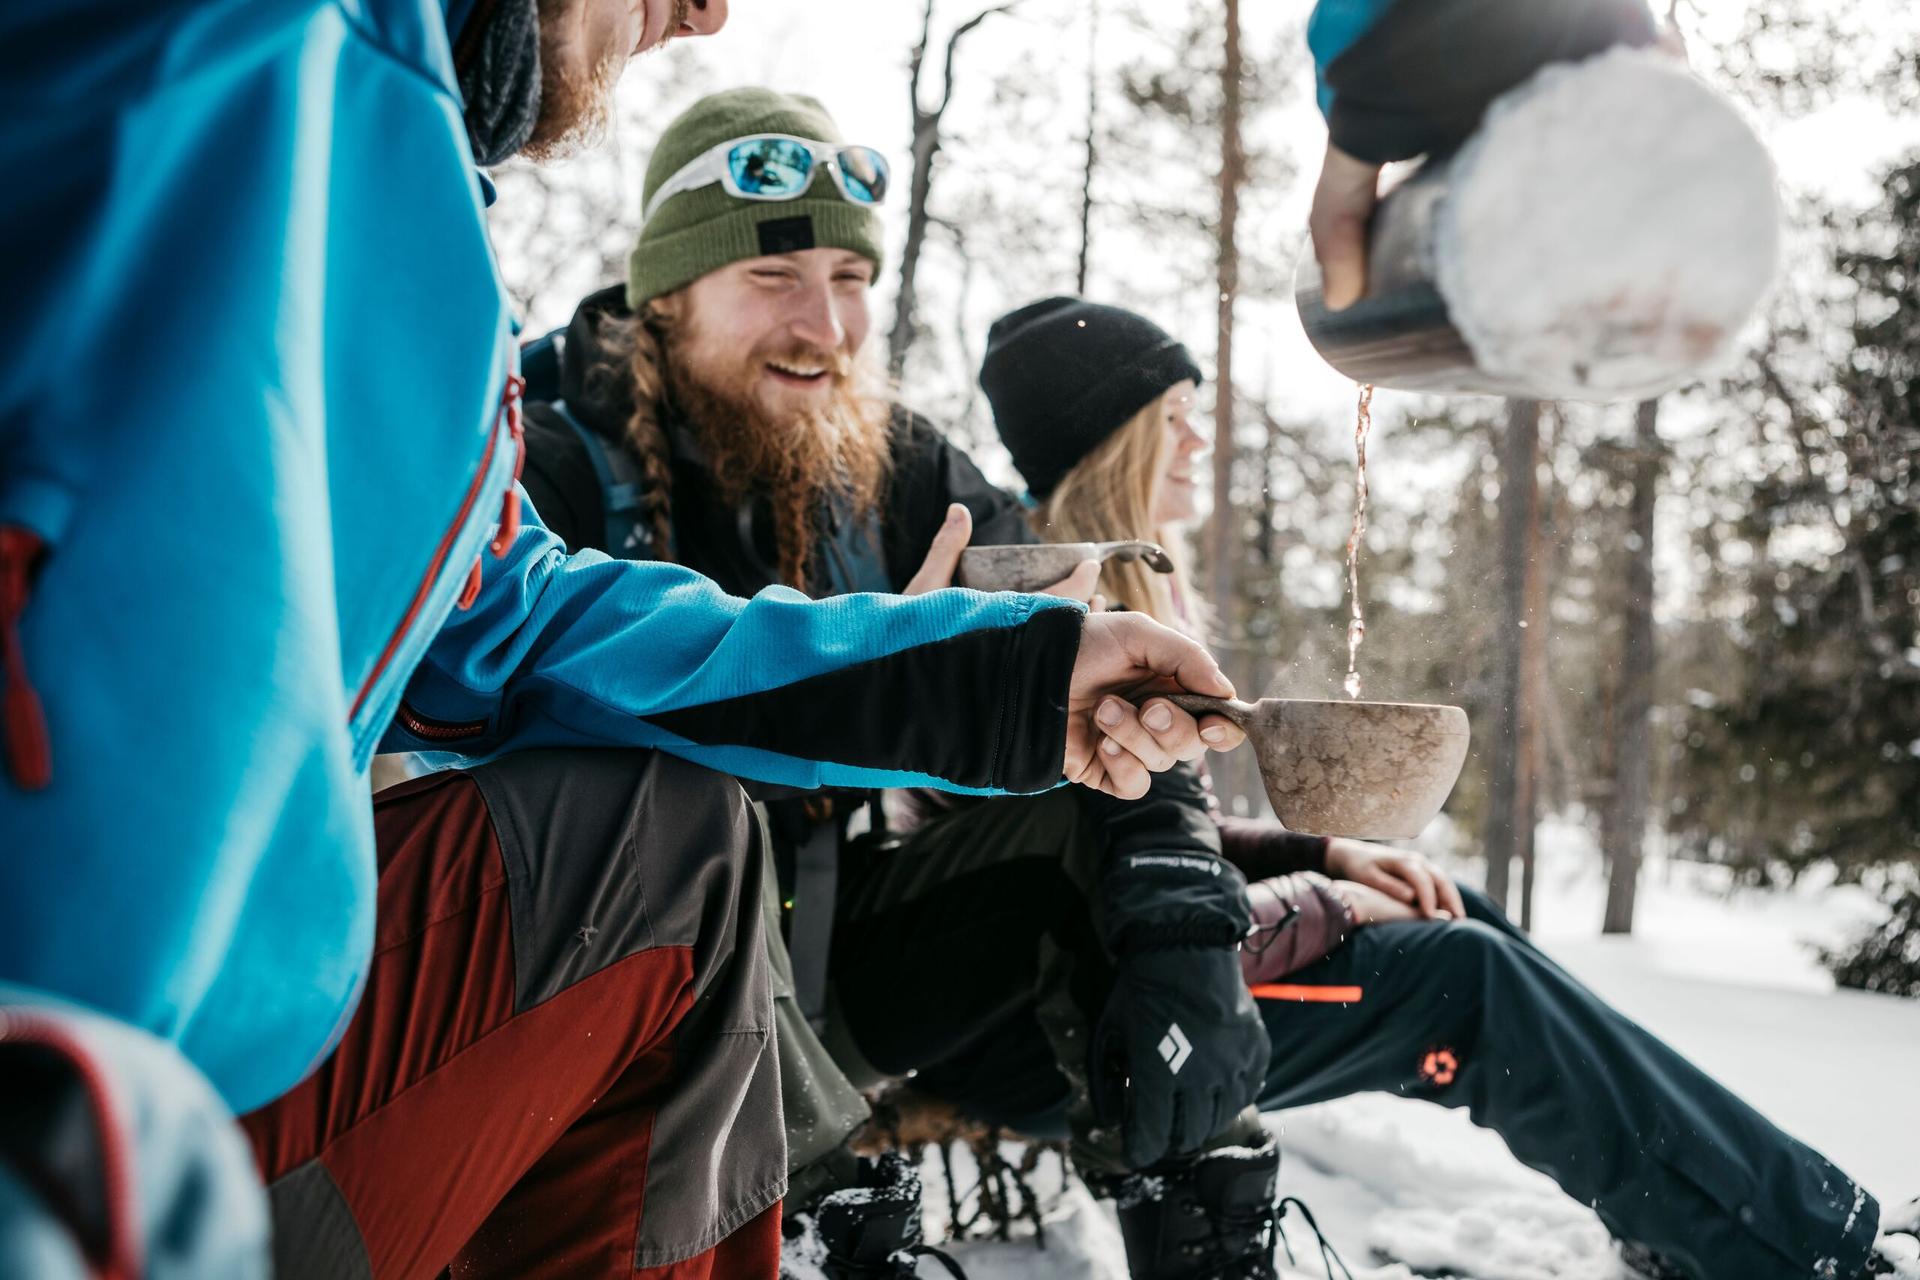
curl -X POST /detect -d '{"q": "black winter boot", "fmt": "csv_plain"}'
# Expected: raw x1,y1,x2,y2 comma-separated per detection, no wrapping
1861,1194,1919,1279
796,1151,967,1279
1110,1137,1288,1280
1621,1194,1920,1280
1617,1239,1691,1280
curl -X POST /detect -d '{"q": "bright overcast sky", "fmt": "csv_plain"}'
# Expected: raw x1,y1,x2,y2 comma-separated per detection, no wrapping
505,0,1918,539
490,0,1917,624
557,0,1919,423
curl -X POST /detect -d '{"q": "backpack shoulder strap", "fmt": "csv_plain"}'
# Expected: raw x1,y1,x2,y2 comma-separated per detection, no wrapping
520,327,566,405
548,399,654,560
522,324,657,559
817,497,893,595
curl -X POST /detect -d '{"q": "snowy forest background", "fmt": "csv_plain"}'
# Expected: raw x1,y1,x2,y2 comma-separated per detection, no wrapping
486,0,1920,993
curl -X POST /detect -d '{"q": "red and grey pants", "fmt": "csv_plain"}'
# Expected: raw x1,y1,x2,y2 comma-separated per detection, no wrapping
242,748,785,1280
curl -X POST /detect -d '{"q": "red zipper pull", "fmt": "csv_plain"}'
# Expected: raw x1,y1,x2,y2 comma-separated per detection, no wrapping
0,526,51,790
457,554,484,611
491,372,527,557
490,488,521,558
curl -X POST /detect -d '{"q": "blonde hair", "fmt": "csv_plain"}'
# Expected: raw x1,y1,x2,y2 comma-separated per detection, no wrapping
1032,386,1209,639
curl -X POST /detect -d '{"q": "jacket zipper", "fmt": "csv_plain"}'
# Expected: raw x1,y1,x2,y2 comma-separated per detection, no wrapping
350,374,525,721
0,1009,142,1280
0,525,51,789
394,702,489,743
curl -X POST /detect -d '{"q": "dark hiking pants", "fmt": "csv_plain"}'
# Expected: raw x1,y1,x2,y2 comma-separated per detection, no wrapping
825,800,1878,1278
823,791,1265,1173
1256,886,1879,1280
242,749,784,1280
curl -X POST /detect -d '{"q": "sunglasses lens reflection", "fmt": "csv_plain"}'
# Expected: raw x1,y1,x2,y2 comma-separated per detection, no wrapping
728,138,815,197
837,146,890,204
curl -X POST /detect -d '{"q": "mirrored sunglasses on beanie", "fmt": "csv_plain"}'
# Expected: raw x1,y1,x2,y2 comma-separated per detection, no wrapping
643,134,891,225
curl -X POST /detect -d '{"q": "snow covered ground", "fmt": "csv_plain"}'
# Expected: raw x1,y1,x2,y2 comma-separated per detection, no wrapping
868,821,1920,1279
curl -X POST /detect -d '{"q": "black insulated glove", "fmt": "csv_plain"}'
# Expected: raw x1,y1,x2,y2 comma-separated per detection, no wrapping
1092,851,1270,1169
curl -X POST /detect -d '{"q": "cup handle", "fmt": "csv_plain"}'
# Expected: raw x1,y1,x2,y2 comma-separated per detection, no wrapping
1096,540,1176,575
1157,693,1258,727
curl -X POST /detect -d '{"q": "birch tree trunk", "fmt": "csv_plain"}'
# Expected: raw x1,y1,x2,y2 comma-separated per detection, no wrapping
1076,0,1099,295
1603,398,1661,934
1484,399,1544,915
888,0,1019,377
1208,0,1245,621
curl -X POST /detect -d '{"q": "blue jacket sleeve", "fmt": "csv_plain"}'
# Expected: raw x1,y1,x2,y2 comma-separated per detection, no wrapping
387,501,1087,795
1309,0,1658,164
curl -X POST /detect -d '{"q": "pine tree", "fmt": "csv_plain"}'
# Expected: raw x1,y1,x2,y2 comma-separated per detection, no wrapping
1674,156,1920,879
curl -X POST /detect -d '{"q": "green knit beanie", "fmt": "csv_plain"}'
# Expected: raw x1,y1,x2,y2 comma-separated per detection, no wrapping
627,88,888,307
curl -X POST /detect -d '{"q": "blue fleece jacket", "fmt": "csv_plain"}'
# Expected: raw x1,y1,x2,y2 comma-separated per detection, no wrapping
0,0,1082,1113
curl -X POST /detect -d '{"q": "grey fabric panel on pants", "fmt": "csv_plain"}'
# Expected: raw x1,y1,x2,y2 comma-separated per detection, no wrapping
1255,886,1878,1280
752,814,872,1182
267,1161,373,1280
788,821,841,1031
473,748,786,1268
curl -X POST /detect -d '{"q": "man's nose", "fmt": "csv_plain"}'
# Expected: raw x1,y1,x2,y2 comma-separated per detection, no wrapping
789,286,846,351
680,0,728,37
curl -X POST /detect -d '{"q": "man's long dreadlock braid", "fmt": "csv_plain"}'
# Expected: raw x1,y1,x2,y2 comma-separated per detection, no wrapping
584,306,678,562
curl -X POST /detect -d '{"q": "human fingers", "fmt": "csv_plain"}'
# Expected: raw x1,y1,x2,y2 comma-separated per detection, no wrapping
1039,559,1101,603
1308,141,1382,312
903,503,973,595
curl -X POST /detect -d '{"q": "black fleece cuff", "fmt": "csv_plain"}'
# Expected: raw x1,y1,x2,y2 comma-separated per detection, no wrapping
989,601,1083,793
1103,850,1253,956
1216,817,1332,879
1324,0,1659,164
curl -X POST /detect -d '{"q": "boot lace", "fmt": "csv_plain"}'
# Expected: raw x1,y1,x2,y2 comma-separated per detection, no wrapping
1276,1195,1355,1280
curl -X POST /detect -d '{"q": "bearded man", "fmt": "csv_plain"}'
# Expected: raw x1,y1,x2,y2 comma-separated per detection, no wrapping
518,89,1280,1278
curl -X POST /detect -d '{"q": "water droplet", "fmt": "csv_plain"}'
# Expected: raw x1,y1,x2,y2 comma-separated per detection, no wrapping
1343,384,1374,700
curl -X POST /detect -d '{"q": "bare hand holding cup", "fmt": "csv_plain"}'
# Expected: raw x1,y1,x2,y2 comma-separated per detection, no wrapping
1066,612,1246,799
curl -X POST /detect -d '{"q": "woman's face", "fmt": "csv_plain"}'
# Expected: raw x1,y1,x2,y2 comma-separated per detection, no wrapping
1151,380,1207,527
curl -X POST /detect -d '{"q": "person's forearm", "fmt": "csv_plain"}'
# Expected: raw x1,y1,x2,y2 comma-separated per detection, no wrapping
1240,872,1355,984
1215,815,1331,878
392,512,1086,794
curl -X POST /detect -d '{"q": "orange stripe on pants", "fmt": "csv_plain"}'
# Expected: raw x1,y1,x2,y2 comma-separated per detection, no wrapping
1248,983,1364,1003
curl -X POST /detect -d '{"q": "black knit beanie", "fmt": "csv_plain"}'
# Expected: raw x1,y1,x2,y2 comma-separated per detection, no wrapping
980,297,1204,501
455,0,542,167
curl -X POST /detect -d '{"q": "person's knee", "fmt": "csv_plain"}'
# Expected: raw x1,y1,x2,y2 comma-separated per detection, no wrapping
1400,922,1521,1072
1454,883,1512,927
1443,917,1509,951
1430,919,1524,990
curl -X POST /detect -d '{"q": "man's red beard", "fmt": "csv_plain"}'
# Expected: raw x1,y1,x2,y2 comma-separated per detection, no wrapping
524,0,694,161
662,326,893,593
